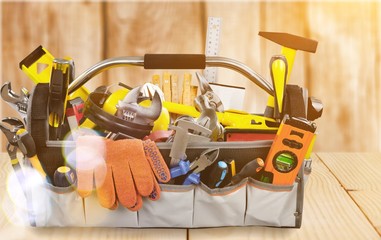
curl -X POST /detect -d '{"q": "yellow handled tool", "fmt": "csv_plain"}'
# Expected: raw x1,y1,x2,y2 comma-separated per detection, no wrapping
259,32,318,120
270,55,288,119
16,129,47,180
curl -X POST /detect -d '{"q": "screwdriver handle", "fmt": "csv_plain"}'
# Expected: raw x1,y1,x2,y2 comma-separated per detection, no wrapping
229,158,264,186
206,161,228,189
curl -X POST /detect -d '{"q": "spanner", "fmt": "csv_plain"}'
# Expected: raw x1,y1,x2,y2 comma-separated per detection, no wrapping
1,82,29,122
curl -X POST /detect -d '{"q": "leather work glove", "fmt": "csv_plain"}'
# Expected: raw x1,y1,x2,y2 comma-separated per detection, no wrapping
76,136,171,211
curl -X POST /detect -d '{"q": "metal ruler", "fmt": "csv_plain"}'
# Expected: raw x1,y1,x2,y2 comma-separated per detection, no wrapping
204,17,222,83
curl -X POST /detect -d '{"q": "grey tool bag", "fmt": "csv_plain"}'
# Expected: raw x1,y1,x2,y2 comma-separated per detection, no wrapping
6,54,314,228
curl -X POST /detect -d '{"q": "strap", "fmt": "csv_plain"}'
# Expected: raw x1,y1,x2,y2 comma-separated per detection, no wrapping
27,83,64,180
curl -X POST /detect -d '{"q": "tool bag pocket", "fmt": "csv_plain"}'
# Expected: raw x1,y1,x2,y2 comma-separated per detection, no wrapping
245,178,301,227
83,192,138,227
193,180,247,227
32,184,85,227
138,184,195,228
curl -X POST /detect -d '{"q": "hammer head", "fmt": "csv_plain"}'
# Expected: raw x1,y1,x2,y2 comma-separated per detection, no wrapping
259,31,318,53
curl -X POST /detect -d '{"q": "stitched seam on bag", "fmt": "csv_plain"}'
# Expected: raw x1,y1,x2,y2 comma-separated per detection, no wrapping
203,183,247,196
247,179,294,192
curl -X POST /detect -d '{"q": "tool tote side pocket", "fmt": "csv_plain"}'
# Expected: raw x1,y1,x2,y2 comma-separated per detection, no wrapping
193,180,247,227
244,161,309,228
32,184,85,227
245,178,296,227
138,184,195,228
84,192,138,227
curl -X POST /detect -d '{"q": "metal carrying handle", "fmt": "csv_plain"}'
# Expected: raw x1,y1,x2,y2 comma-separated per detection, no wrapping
68,54,274,96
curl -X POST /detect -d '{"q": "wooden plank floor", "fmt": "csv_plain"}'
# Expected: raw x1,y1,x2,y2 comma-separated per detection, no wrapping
0,153,380,239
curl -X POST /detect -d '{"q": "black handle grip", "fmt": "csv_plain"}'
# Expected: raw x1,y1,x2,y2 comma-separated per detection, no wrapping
144,54,206,69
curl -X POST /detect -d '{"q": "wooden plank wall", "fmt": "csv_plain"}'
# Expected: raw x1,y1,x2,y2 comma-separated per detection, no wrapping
1,1,380,152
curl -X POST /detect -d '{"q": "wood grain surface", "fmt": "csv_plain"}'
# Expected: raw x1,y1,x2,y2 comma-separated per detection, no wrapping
350,190,381,235
104,1,205,90
316,152,381,236
2,1,381,152
316,152,381,191
307,2,380,152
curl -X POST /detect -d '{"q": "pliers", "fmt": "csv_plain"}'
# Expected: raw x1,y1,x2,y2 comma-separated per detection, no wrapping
0,118,28,197
0,117,37,226
0,117,47,180
170,148,220,185
0,117,25,170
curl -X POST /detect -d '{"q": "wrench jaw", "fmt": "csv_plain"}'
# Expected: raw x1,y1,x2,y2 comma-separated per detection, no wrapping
116,86,162,126
0,118,25,165
195,72,224,112
0,117,25,145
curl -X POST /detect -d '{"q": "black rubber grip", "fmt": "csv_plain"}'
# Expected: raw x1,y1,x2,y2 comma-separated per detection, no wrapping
20,132,37,157
144,54,206,69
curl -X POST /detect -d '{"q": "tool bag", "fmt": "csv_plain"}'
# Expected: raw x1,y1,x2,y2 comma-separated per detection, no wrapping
10,54,313,228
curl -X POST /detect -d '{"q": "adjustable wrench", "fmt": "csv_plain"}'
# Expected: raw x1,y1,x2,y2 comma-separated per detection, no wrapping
1,82,29,122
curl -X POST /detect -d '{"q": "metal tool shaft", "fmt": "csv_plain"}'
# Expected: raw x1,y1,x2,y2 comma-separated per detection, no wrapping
68,56,274,96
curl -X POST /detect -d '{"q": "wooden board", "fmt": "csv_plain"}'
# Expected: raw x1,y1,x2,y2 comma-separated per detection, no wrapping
189,154,380,240
0,226,186,240
204,2,265,112
104,2,205,89
1,1,104,96
318,152,381,236
316,152,381,191
306,2,380,151
203,2,308,114
0,1,104,150
377,3,381,152
350,190,381,235
258,2,308,88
